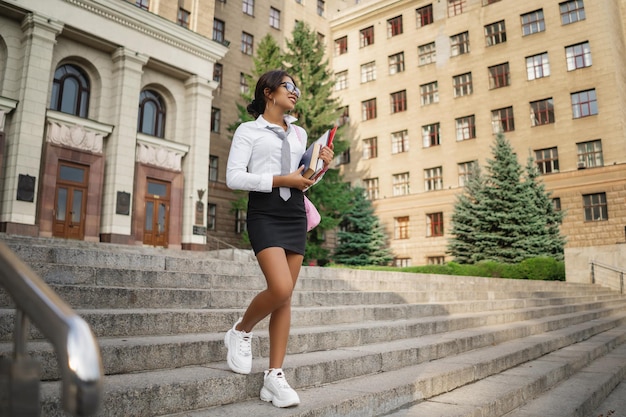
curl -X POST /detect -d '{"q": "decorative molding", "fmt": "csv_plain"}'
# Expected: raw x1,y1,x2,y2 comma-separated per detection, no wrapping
0,96,19,131
45,110,114,154
63,0,228,62
136,133,189,172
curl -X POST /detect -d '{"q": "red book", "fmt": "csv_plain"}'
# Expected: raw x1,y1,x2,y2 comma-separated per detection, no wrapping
300,126,337,181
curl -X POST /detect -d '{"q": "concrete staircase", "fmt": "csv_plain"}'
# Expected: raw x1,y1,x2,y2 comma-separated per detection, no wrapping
0,234,625,417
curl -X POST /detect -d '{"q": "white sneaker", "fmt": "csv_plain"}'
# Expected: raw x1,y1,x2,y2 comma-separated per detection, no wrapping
224,318,252,374
260,368,301,408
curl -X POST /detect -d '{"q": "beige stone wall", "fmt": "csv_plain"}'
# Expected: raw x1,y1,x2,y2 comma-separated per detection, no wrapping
330,0,626,265
565,245,626,292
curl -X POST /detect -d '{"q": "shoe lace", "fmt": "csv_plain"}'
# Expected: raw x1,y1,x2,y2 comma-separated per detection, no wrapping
273,371,291,389
238,333,252,356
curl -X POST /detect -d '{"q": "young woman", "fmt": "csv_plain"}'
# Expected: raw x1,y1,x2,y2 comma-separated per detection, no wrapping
225,69,334,408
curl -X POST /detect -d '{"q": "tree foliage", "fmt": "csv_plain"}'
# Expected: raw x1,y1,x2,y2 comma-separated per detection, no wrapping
333,187,394,266
447,133,566,263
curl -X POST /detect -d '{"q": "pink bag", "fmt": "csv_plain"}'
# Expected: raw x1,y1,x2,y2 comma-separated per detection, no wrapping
304,195,320,231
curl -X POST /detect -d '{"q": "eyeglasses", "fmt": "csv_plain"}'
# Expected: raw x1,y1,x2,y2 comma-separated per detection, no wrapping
280,82,301,98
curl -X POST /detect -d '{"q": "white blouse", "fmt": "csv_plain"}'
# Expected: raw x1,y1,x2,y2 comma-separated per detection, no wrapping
226,114,307,193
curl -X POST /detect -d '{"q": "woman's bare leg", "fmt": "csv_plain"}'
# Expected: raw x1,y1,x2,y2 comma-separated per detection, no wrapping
236,247,303,368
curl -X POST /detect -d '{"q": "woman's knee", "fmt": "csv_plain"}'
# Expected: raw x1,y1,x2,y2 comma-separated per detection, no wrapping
267,284,293,305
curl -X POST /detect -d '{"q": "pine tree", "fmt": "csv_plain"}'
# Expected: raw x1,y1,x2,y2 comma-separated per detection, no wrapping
333,187,393,266
283,21,352,263
227,34,284,135
521,155,566,260
448,133,566,264
447,163,486,264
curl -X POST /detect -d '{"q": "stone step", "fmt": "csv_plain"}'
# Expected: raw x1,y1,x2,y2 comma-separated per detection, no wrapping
1,283,616,310
386,330,626,417
37,320,626,416
6,303,626,381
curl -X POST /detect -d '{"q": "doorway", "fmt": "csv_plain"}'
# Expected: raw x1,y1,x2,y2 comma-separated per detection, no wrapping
143,179,170,247
53,162,88,240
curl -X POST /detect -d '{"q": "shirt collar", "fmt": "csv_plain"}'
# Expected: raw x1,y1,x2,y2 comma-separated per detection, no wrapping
256,114,298,129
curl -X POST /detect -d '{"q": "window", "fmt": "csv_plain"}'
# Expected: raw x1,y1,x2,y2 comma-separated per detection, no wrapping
338,148,350,165
239,73,249,94
456,115,476,141
450,32,470,56
526,52,550,80
213,19,225,43
209,155,219,182
364,178,379,200
393,172,410,196
418,42,436,66
211,107,221,133
422,123,440,147
213,63,223,90
535,147,559,174
387,15,403,37
334,36,348,56
488,62,510,89
269,7,280,29
177,8,190,27
391,130,409,154
425,167,443,191
583,193,608,221
50,64,90,118
560,0,585,25
362,98,377,121
338,106,350,127
416,4,434,27
458,161,477,186
317,0,325,17
577,140,603,168
491,106,515,133
360,26,374,47
420,81,439,106
241,32,253,55
390,90,407,113
207,203,216,231
138,89,166,137
135,0,149,10
363,137,378,159
453,72,473,97
521,9,545,36
335,70,348,91
566,41,592,70
427,256,445,265
571,89,598,119
552,198,561,212
394,216,409,239
235,209,247,233
448,0,466,17
483,0,502,4
426,212,444,237
485,20,506,46
530,98,555,126
360,61,376,83
242,0,254,15
395,258,411,267
388,52,405,75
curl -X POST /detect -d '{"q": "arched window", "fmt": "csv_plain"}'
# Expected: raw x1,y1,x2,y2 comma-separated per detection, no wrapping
138,90,166,138
50,64,90,118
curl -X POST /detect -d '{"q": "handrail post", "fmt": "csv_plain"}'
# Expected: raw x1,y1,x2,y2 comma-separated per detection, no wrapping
590,261,595,284
621,272,624,295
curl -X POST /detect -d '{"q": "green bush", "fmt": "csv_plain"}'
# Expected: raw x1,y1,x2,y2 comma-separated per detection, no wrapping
333,257,565,281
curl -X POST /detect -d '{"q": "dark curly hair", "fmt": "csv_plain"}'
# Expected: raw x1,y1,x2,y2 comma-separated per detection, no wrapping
246,69,296,118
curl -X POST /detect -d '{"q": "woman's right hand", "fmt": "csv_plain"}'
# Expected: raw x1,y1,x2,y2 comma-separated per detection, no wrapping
273,166,315,191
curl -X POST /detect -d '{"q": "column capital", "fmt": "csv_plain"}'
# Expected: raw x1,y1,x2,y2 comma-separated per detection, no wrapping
111,47,150,67
20,13,64,41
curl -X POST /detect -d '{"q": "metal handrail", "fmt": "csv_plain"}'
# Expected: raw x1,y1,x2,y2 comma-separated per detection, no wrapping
0,242,103,416
590,259,625,294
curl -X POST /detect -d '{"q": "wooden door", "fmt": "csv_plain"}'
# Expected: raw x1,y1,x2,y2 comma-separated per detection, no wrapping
53,163,88,240
143,179,170,247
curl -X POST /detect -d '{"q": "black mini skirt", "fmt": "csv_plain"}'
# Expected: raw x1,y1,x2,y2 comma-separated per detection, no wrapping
247,188,307,255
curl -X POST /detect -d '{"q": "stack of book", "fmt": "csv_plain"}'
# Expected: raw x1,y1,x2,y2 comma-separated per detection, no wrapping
300,126,337,181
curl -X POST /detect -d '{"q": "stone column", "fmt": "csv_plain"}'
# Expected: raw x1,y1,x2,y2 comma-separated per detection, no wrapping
99,47,149,244
180,75,216,248
0,14,63,234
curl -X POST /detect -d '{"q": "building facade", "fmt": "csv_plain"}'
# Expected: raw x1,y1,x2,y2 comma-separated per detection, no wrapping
0,0,227,249
1,0,624,268
330,0,626,265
